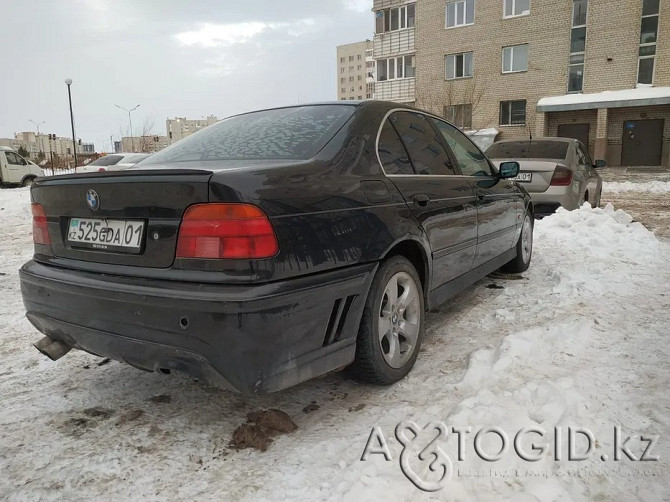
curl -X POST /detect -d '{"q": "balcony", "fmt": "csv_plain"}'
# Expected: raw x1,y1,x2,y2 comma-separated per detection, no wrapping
373,78,416,103
373,28,415,58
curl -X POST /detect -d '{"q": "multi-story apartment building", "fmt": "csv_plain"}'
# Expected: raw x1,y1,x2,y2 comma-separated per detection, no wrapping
0,132,88,159
372,0,417,103
121,135,170,153
337,40,374,101
166,116,218,145
415,0,670,166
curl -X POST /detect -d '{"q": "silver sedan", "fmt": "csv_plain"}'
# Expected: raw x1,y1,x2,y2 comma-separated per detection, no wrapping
486,137,606,217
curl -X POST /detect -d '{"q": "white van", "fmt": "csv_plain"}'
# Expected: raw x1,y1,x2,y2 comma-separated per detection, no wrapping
0,146,45,187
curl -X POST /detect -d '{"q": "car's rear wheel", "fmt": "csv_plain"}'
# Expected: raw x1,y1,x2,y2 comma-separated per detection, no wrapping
21,177,35,187
351,256,425,385
501,212,533,273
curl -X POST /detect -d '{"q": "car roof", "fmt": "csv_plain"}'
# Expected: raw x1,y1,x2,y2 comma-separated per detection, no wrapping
222,100,420,121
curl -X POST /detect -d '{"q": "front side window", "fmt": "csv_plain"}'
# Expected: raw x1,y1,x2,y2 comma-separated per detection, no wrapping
432,119,492,176
444,104,473,129
504,0,530,17
142,105,355,164
638,0,660,84
5,152,26,165
389,112,456,175
500,100,527,126
446,0,475,28
502,44,528,72
446,52,473,79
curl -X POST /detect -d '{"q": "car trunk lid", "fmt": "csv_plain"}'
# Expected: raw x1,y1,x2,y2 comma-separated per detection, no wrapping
31,169,212,268
492,159,565,193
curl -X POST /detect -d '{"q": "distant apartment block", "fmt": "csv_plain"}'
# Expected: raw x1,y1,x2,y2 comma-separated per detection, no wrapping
0,132,91,160
166,116,218,144
337,40,374,101
372,0,417,103
121,135,170,153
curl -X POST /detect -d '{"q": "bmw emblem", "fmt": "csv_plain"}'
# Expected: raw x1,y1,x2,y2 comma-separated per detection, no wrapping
86,189,100,211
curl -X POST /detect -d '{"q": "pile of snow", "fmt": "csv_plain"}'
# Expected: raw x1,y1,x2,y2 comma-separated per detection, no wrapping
0,192,668,501
603,181,670,194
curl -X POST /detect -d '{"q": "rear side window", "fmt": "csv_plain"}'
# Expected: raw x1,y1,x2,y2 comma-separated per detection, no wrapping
389,112,455,175
378,120,413,175
142,105,355,164
486,141,569,160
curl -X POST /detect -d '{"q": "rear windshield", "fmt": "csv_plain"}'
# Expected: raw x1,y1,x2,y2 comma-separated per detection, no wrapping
142,105,355,164
88,155,123,166
486,141,569,160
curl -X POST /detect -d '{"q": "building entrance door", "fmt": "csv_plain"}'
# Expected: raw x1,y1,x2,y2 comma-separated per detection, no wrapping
621,119,664,166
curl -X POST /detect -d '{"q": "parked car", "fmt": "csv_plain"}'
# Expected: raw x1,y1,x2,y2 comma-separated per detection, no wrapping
20,101,533,394
0,146,45,187
76,153,150,173
486,137,606,217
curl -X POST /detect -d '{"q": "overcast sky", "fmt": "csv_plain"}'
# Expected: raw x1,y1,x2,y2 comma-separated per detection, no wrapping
1,0,372,151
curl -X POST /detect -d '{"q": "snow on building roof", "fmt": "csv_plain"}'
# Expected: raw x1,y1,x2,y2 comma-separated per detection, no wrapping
537,86,670,112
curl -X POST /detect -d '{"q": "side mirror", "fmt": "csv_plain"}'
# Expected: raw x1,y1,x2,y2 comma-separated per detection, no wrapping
594,159,607,168
499,161,520,179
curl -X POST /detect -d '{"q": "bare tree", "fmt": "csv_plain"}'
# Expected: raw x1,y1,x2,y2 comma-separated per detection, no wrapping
415,77,496,133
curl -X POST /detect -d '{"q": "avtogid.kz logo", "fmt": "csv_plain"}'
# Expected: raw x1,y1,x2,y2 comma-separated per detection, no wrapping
360,422,660,492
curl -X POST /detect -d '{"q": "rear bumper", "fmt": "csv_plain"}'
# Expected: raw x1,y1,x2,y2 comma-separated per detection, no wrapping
528,186,580,216
20,260,377,393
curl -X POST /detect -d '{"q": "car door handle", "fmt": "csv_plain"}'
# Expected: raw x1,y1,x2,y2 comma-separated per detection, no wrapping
412,194,430,207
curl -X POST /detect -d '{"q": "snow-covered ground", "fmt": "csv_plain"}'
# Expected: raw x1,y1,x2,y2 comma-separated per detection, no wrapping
1,187,669,501
603,180,670,194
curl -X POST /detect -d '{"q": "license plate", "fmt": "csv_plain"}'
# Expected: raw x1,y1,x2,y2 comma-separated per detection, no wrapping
510,172,532,182
67,218,145,252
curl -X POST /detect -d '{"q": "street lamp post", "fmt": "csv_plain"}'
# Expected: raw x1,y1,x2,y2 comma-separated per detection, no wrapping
64,78,78,169
29,119,45,136
115,104,140,152
29,120,46,160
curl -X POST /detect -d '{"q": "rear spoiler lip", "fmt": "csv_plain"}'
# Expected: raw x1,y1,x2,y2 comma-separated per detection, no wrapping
34,169,214,186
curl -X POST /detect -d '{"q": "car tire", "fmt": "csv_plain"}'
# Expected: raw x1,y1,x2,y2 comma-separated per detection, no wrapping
350,255,425,385
21,177,35,187
501,211,533,273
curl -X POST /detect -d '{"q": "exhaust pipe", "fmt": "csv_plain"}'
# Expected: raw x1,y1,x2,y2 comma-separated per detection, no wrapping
34,336,72,361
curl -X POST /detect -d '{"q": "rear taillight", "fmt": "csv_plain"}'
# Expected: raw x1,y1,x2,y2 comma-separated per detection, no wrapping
31,203,51,246
550,166,573,186
176,203,278,259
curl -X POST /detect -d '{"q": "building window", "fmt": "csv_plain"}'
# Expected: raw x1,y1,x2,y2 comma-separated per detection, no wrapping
357,64,362,70
358,95,363,100
340,57,345,63
446,52,473,79
375,3,416,33
504,0,530,17
444,104,473,129
568,0,587,92
502,44,528,73
638,0,659,85
340,68,345,74
500,100,526,126
340,77,345,83
377,55,416,81
349,56,354,62
357,54,362,61
341,87,346,93
349,66,354,72
446,0,475,28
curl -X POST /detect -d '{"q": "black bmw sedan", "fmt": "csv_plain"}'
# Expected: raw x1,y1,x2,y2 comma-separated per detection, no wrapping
20,101,533,394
